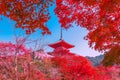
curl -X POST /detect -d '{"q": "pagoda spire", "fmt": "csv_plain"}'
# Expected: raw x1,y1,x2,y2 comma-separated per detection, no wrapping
60,27,63,40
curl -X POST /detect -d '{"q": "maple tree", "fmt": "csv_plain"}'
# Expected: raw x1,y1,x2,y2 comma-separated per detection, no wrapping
0,42,50,80
106,66,120,79
102,46,120,66
97,66,120,80
0,41,120,80
0,0,120,79
0,0,54,34
51,54,111,80
0,41,28,57
1,0,119,52
55,0,120,52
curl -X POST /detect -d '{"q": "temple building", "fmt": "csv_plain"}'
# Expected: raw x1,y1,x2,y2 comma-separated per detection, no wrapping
48,28,75,57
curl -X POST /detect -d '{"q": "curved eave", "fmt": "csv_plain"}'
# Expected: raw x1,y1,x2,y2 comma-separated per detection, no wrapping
48,40,74,49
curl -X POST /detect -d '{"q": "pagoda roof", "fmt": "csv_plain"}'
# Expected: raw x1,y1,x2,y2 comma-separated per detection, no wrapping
48,40,74,49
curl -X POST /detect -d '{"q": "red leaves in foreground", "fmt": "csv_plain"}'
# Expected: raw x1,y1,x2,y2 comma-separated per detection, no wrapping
51,55,111,80
0,42,119,80
0,41,45,80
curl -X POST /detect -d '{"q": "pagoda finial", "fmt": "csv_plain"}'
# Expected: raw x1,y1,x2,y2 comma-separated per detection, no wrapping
60,27,63,40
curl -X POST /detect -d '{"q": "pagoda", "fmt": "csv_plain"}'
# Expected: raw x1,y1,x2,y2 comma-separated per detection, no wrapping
48,28,74,57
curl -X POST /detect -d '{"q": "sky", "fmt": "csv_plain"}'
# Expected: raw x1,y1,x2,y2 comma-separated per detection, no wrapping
0,5,103,57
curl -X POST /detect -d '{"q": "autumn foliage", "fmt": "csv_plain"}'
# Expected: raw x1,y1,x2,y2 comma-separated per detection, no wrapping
0,0,54,34
55,0,120,52
0,42,119,80
0,0,119,51
52,56,97,80
102,46,120,66
0,0,120,79
0,42,44,80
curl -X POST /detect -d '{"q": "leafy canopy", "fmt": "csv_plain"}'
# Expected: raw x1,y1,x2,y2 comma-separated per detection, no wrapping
0,0,54,34
0,0,119,51
55,0,120,52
